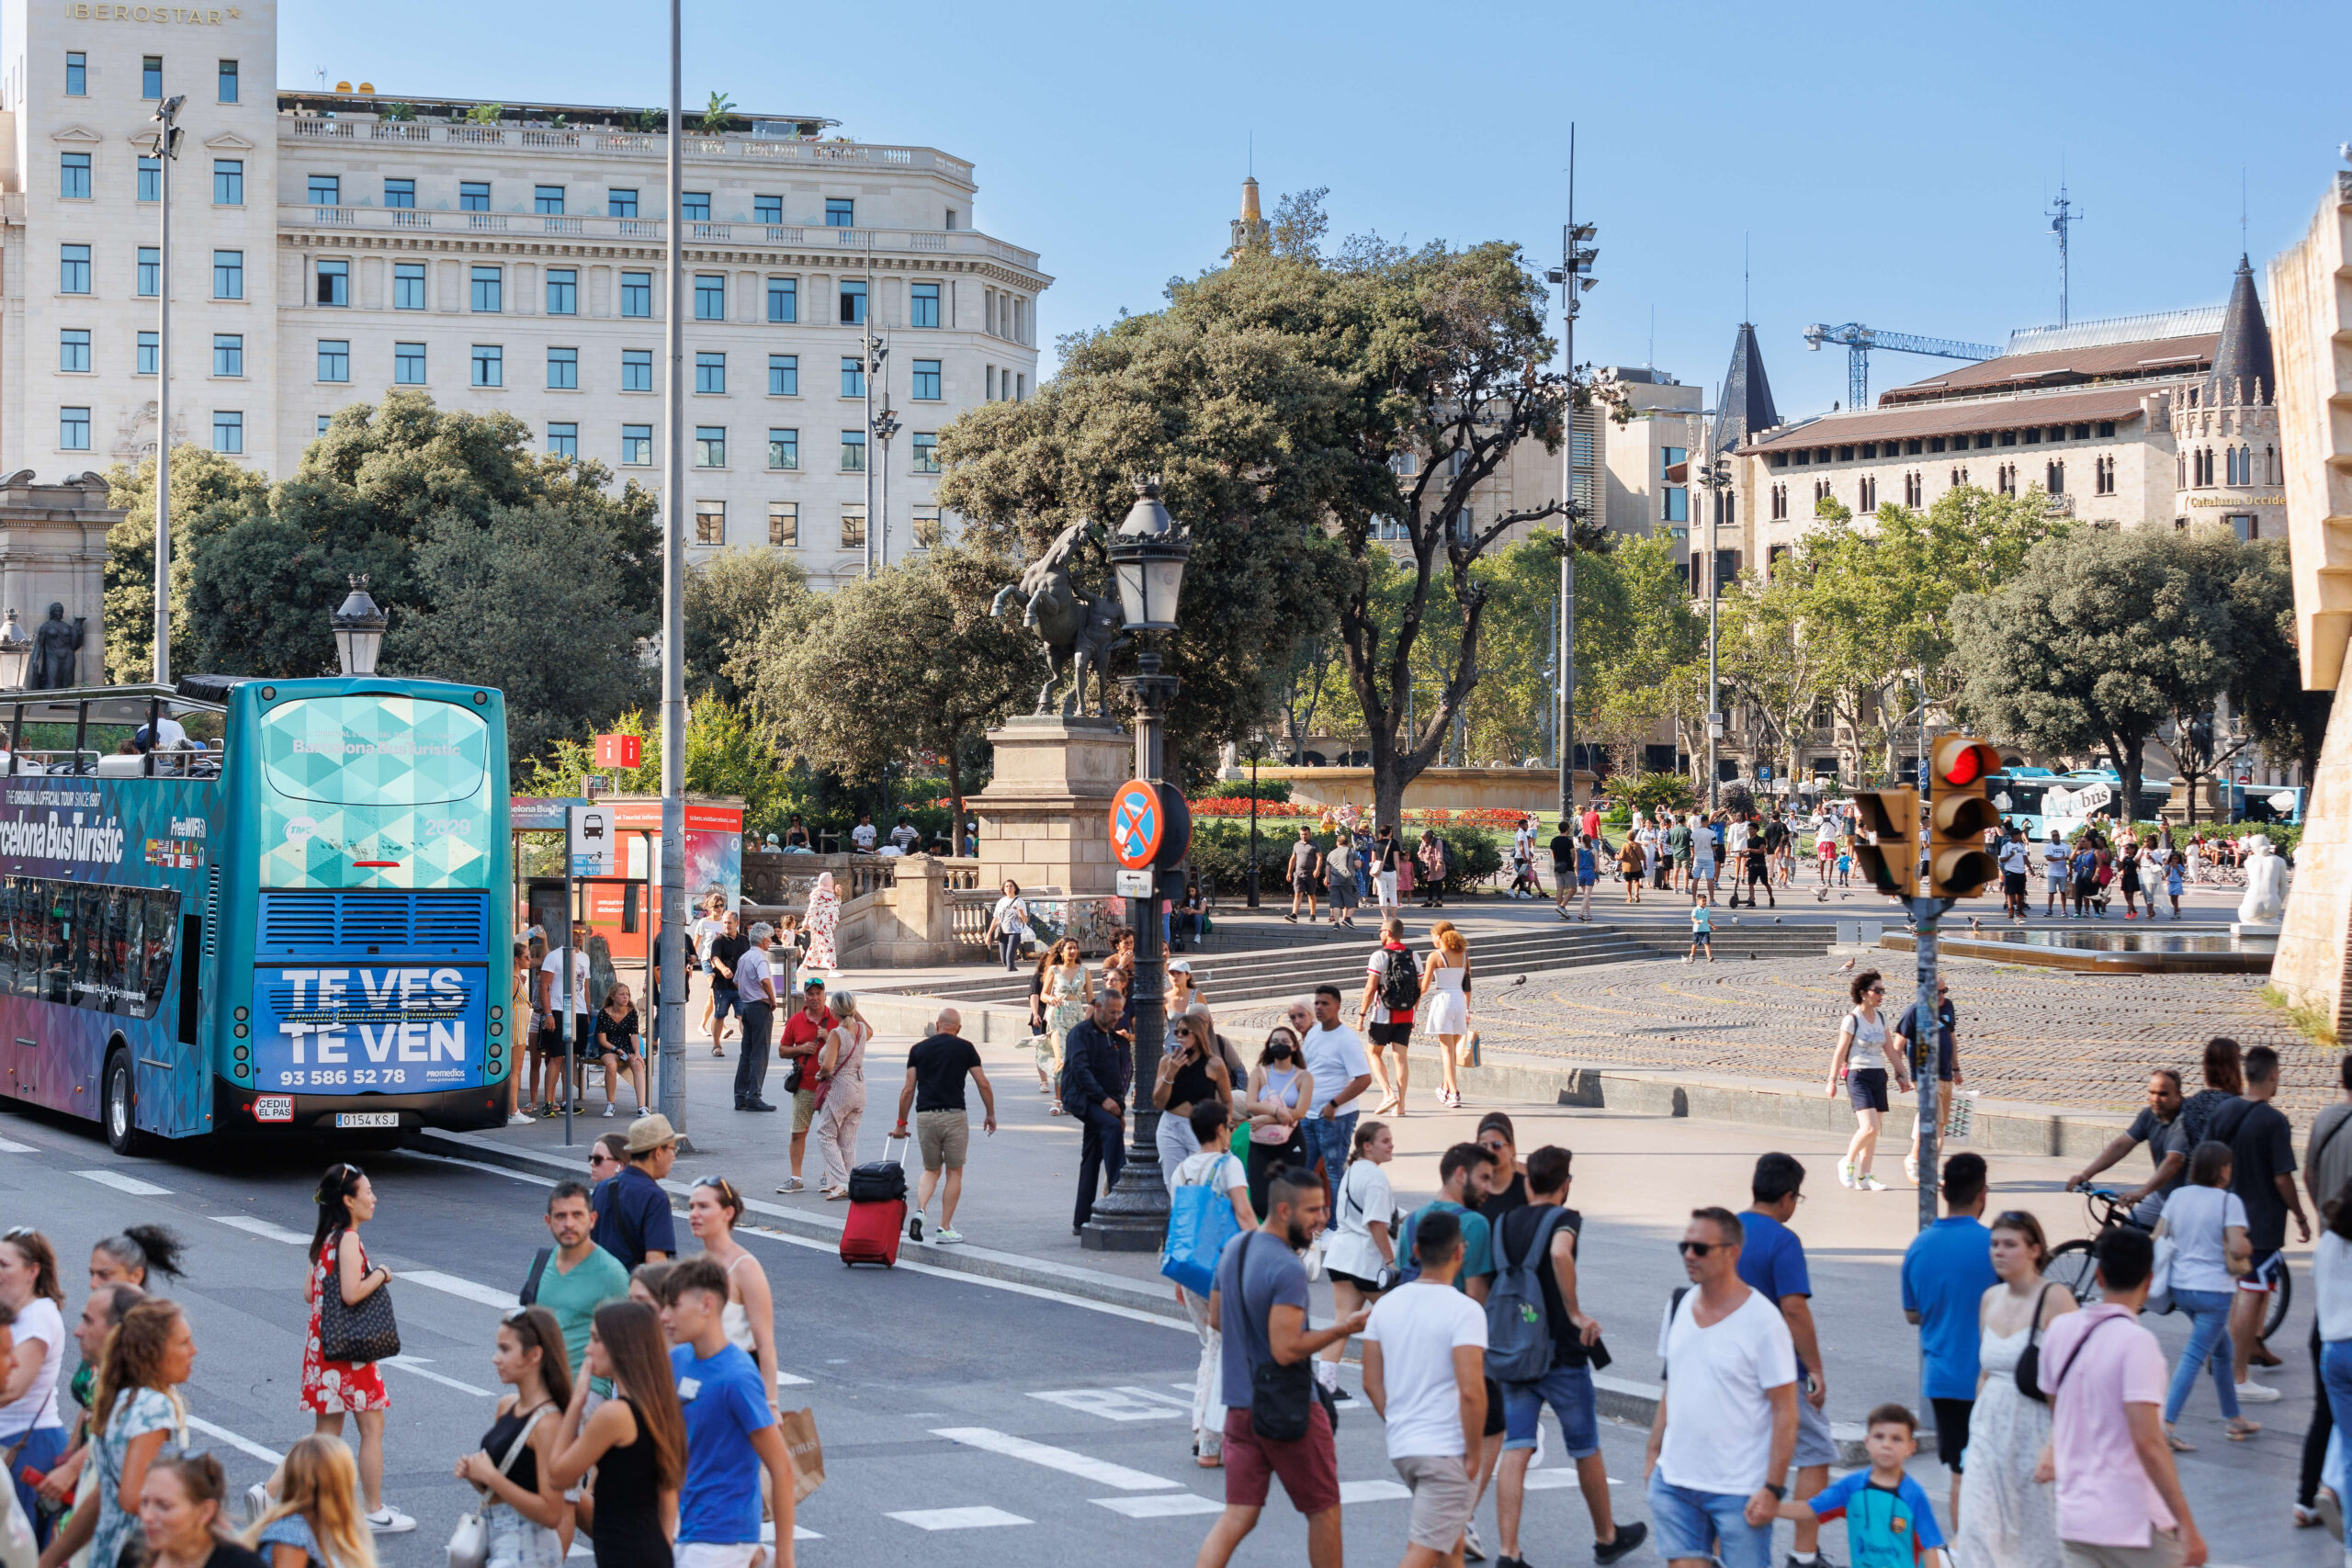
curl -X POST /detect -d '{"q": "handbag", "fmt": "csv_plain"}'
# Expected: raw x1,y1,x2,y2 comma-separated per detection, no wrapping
318,1234,401,1365
2014,1283,2057,1403
447,1405,546,1568
1160,1157,1243,1296
1241,1235,1315,1442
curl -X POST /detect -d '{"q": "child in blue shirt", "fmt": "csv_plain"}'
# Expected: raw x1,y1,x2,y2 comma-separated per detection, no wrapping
1776,1403,1946,1567
1685,897,1713,964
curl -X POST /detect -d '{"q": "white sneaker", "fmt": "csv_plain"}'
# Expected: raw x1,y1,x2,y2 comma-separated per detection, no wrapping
601,1103,616,1118
505,1111,535,1126
1858,1174,1887,1191
1903,1155,1919,1184
365,1506,416,1535
2237,1380,2284,1404
243,1483,271,1527
1462,1519,1487,1562
1838,1160,1857,1189
935,1228,964,1245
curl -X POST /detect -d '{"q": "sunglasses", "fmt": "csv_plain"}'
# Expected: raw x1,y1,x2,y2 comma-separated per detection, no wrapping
1677,1240,1721,1258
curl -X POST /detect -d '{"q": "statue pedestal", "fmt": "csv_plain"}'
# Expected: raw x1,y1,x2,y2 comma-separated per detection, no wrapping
974,716,1133,898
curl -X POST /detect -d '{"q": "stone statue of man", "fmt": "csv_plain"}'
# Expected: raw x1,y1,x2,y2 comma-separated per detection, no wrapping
2238,832,2290,927
28,603,83,690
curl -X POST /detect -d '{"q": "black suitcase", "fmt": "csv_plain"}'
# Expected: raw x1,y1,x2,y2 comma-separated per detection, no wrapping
847,1145,909,1203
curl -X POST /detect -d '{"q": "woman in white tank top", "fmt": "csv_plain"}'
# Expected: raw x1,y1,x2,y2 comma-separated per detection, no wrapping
685,1179,779,1405
1825,968,1908,1190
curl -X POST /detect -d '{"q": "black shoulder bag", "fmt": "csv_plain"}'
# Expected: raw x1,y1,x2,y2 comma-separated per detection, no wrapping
519,1246,554,1308
317,1231,401,1364
1243,1234,1316,1442
2014,1282,2058,1404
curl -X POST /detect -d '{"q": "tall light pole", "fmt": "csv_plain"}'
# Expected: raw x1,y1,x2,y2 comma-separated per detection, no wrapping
873,350,899,569
150,93,184,685
656,0,688,1132
1545,125,1598,820
862,237,879,575
1697,453,1729,810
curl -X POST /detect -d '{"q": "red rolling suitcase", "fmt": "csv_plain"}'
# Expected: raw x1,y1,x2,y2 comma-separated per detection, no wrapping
840,1135,910,1268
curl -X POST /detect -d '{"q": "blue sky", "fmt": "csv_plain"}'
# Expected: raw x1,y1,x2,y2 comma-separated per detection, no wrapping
286,0,2352,419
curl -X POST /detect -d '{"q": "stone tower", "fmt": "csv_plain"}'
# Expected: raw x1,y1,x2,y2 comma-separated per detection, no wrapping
2169,256,2285,539
1229,176,1270,260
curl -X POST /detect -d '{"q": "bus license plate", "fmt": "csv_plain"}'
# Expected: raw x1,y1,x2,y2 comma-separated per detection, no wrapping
334,1112,399,1130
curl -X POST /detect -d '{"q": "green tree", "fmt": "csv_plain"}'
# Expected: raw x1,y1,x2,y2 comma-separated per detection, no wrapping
102,446,271,682
684,548,808,706
753,543,1031,829
385,502,654,764
518,701,797,840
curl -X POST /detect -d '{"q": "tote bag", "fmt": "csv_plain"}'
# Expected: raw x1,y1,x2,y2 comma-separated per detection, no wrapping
319,1234,401,1364
1160,1158,1243,1296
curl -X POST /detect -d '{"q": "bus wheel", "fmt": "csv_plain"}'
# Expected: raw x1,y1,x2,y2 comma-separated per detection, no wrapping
103,1052,141,1156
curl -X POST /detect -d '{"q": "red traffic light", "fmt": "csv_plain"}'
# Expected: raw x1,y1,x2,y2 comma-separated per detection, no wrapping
1933,737,2000,788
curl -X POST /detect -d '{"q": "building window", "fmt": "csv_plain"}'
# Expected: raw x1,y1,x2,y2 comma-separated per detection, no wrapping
534,185,564,216
695,501,725,546
694,274,726,321
839,278,866,325
622,350,653,393
1660,446,1687,479
60,153,90,201
1904,471,1922,507
768,355,798,396
547,268,577,315
767,429,798,470
826,197,854,227
1661,487,1688,524
210,333,243,377
470,344,503,388
141,55,161,100
317,415,333,436
2046,460,2064,493
608,188,638,218
910,283,941,328
695,352,726,395
621,272,651,318
470,265,503,312
548,347,579,389
767,277,797,322
211,159,242,205
840,510,867,549
459,181,491,212
136,332,158,376
548,423,578,459
59,330,89,374
1996,463,2016,496
695,426,726,468
65,51,85,96
306,174,338,207
2095,455,2116,496
60,407,90,450
841,356,865,398
682,192,710,221
137,246,159,296
2229,514,2257,541
754,195,782,224
841,430,866,471
769,502,798,547
217,57,238,101
317,340,349,382
1814,479,1830,505
383,177,414,209
394,262,425,310
60,244,90,294
1016,374,1026,400
212,411,243,454
138,156,160,202
911,433,939,473
913,507,942,548
316,258,348,307
212,250,243,299
621,424,652,466
394,342,426,385
1770,483,1787,520
911,359,941,400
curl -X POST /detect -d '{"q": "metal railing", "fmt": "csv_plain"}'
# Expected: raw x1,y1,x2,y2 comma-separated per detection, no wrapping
285,118,974,185
273,204,1040,268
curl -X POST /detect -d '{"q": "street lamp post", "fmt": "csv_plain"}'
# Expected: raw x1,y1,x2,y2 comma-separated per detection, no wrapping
1695,454,1729,809
655,0,689,1133
1545,124,1598,821
1245,736,1264,908
330,576,388,677
1082,479,1191,1252
150,93,184,685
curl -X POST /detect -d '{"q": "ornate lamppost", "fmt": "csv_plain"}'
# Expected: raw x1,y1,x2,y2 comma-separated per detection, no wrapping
0,613,31,691
331,576,388,677
1081,479,1192,1251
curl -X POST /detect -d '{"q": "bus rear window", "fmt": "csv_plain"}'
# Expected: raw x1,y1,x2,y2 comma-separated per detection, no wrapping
259,697,489,807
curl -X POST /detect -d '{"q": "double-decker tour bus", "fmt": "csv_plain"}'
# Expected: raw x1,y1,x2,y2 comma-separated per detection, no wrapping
1984,767,2178,840
0,677,511,1152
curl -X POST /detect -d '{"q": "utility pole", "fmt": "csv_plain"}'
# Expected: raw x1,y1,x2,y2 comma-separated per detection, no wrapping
1546,125,1598,821
656,0,688,1132
1699,452,1728,809
150,94,184,685
863,236,878,575
873,334,899,569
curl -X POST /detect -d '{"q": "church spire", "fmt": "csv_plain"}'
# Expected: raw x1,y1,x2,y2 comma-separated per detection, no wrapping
1228,175,1269,261
1711,321,1781,453
2208,254,2276,401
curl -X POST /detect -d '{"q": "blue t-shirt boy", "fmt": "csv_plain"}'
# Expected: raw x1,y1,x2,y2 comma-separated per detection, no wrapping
1899,1215,1997,1398
1806,1468,1947,1567
673,1340,776,1546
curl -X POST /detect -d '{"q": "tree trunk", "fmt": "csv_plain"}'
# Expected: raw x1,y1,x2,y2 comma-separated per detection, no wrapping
2109,735,2145,831
945,744,965,855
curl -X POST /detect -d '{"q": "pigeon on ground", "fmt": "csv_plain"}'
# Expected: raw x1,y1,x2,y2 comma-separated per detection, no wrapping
1773,916,1783,924
1970,917,1983,933
1838,957,1856,973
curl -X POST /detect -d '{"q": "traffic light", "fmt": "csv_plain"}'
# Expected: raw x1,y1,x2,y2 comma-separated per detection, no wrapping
1928,735,2004,898
1849,788,1919,899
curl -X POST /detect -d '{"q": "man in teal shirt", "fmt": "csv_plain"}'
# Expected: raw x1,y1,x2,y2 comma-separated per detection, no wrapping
527,1180,631,1382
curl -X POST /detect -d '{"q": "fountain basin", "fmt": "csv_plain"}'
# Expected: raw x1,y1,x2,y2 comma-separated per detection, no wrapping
1882,926,2274,974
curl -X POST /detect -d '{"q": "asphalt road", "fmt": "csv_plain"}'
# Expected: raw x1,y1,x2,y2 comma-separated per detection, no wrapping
0,1103,2314,1568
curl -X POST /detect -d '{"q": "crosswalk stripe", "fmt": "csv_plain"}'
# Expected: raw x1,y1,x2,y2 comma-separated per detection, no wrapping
759,1522,824,1542
1027,1388,1184,1422
186,1416,283,1466
1522,1469,1623,1489
888,1506,1030,1530
383,1356,496,1397
930,1427,1180,1491
1339,1480,1410,1504
0,1137,35,1154
775,1371,813,1386
1112,1385,1194,1410
396,1269,518,1309
77,1169,169,1196
210,1215,310,1245
1091,1494,1224,1518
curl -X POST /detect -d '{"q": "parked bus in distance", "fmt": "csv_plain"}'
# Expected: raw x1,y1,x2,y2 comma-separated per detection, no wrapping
0,677,512,1153
1985,768,2177,841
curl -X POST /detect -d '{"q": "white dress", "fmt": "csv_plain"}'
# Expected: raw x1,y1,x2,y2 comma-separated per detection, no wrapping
1422,958,1468,1036
1954,1324,2059,1568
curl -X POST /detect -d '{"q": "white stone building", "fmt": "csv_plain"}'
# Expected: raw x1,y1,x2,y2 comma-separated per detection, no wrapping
0,0,1047,587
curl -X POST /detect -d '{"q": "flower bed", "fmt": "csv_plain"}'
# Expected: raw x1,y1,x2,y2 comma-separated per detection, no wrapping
1185,799,1532,830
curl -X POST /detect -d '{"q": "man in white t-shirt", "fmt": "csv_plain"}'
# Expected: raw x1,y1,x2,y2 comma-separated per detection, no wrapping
851,814,878,852
1363,1207,1487,1568
1300,986,1374,1210
2041,830,2070,916
538,921,595,1111
1996,832,2033,920
889,816,922,853
1644,1206,1798,1568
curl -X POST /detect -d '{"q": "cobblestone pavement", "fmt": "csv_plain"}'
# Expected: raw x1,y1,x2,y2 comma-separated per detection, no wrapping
1220,952,2329,1122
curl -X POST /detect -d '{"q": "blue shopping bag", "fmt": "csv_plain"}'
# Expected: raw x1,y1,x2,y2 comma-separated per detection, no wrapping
1160,1170,1242,1296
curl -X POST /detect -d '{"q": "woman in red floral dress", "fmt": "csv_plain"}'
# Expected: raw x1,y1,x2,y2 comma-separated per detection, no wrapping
299,1163,413,1534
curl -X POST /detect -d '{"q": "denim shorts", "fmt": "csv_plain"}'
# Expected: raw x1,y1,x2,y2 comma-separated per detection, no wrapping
1646,1472,1770,1568
1500,1363,1599,1458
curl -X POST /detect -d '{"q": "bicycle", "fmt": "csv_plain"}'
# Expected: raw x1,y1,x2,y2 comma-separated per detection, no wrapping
2047,1184,2294,1338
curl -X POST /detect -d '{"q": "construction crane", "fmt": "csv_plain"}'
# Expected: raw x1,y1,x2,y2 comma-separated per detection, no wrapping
1801,323,2003,410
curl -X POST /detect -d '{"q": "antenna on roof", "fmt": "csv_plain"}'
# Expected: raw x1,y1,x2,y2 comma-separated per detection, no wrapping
1743,233,1750,322
1248,130,1253,180
2047,170,2083,327
2241,165,2248,254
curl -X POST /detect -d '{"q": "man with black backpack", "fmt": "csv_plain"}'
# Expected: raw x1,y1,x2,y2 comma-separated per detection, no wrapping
1489,1146,1645,1568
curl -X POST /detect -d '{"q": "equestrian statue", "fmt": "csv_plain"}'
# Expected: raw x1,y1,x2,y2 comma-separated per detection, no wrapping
990,521,1127,718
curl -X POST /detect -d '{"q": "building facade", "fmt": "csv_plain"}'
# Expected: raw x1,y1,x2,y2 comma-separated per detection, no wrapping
0,0,1047,588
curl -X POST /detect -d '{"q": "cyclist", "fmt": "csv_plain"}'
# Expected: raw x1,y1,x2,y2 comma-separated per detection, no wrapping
2065,1069,2188,1228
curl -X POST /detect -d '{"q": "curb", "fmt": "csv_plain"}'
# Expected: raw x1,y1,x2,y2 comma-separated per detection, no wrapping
407,1128,1192,1326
